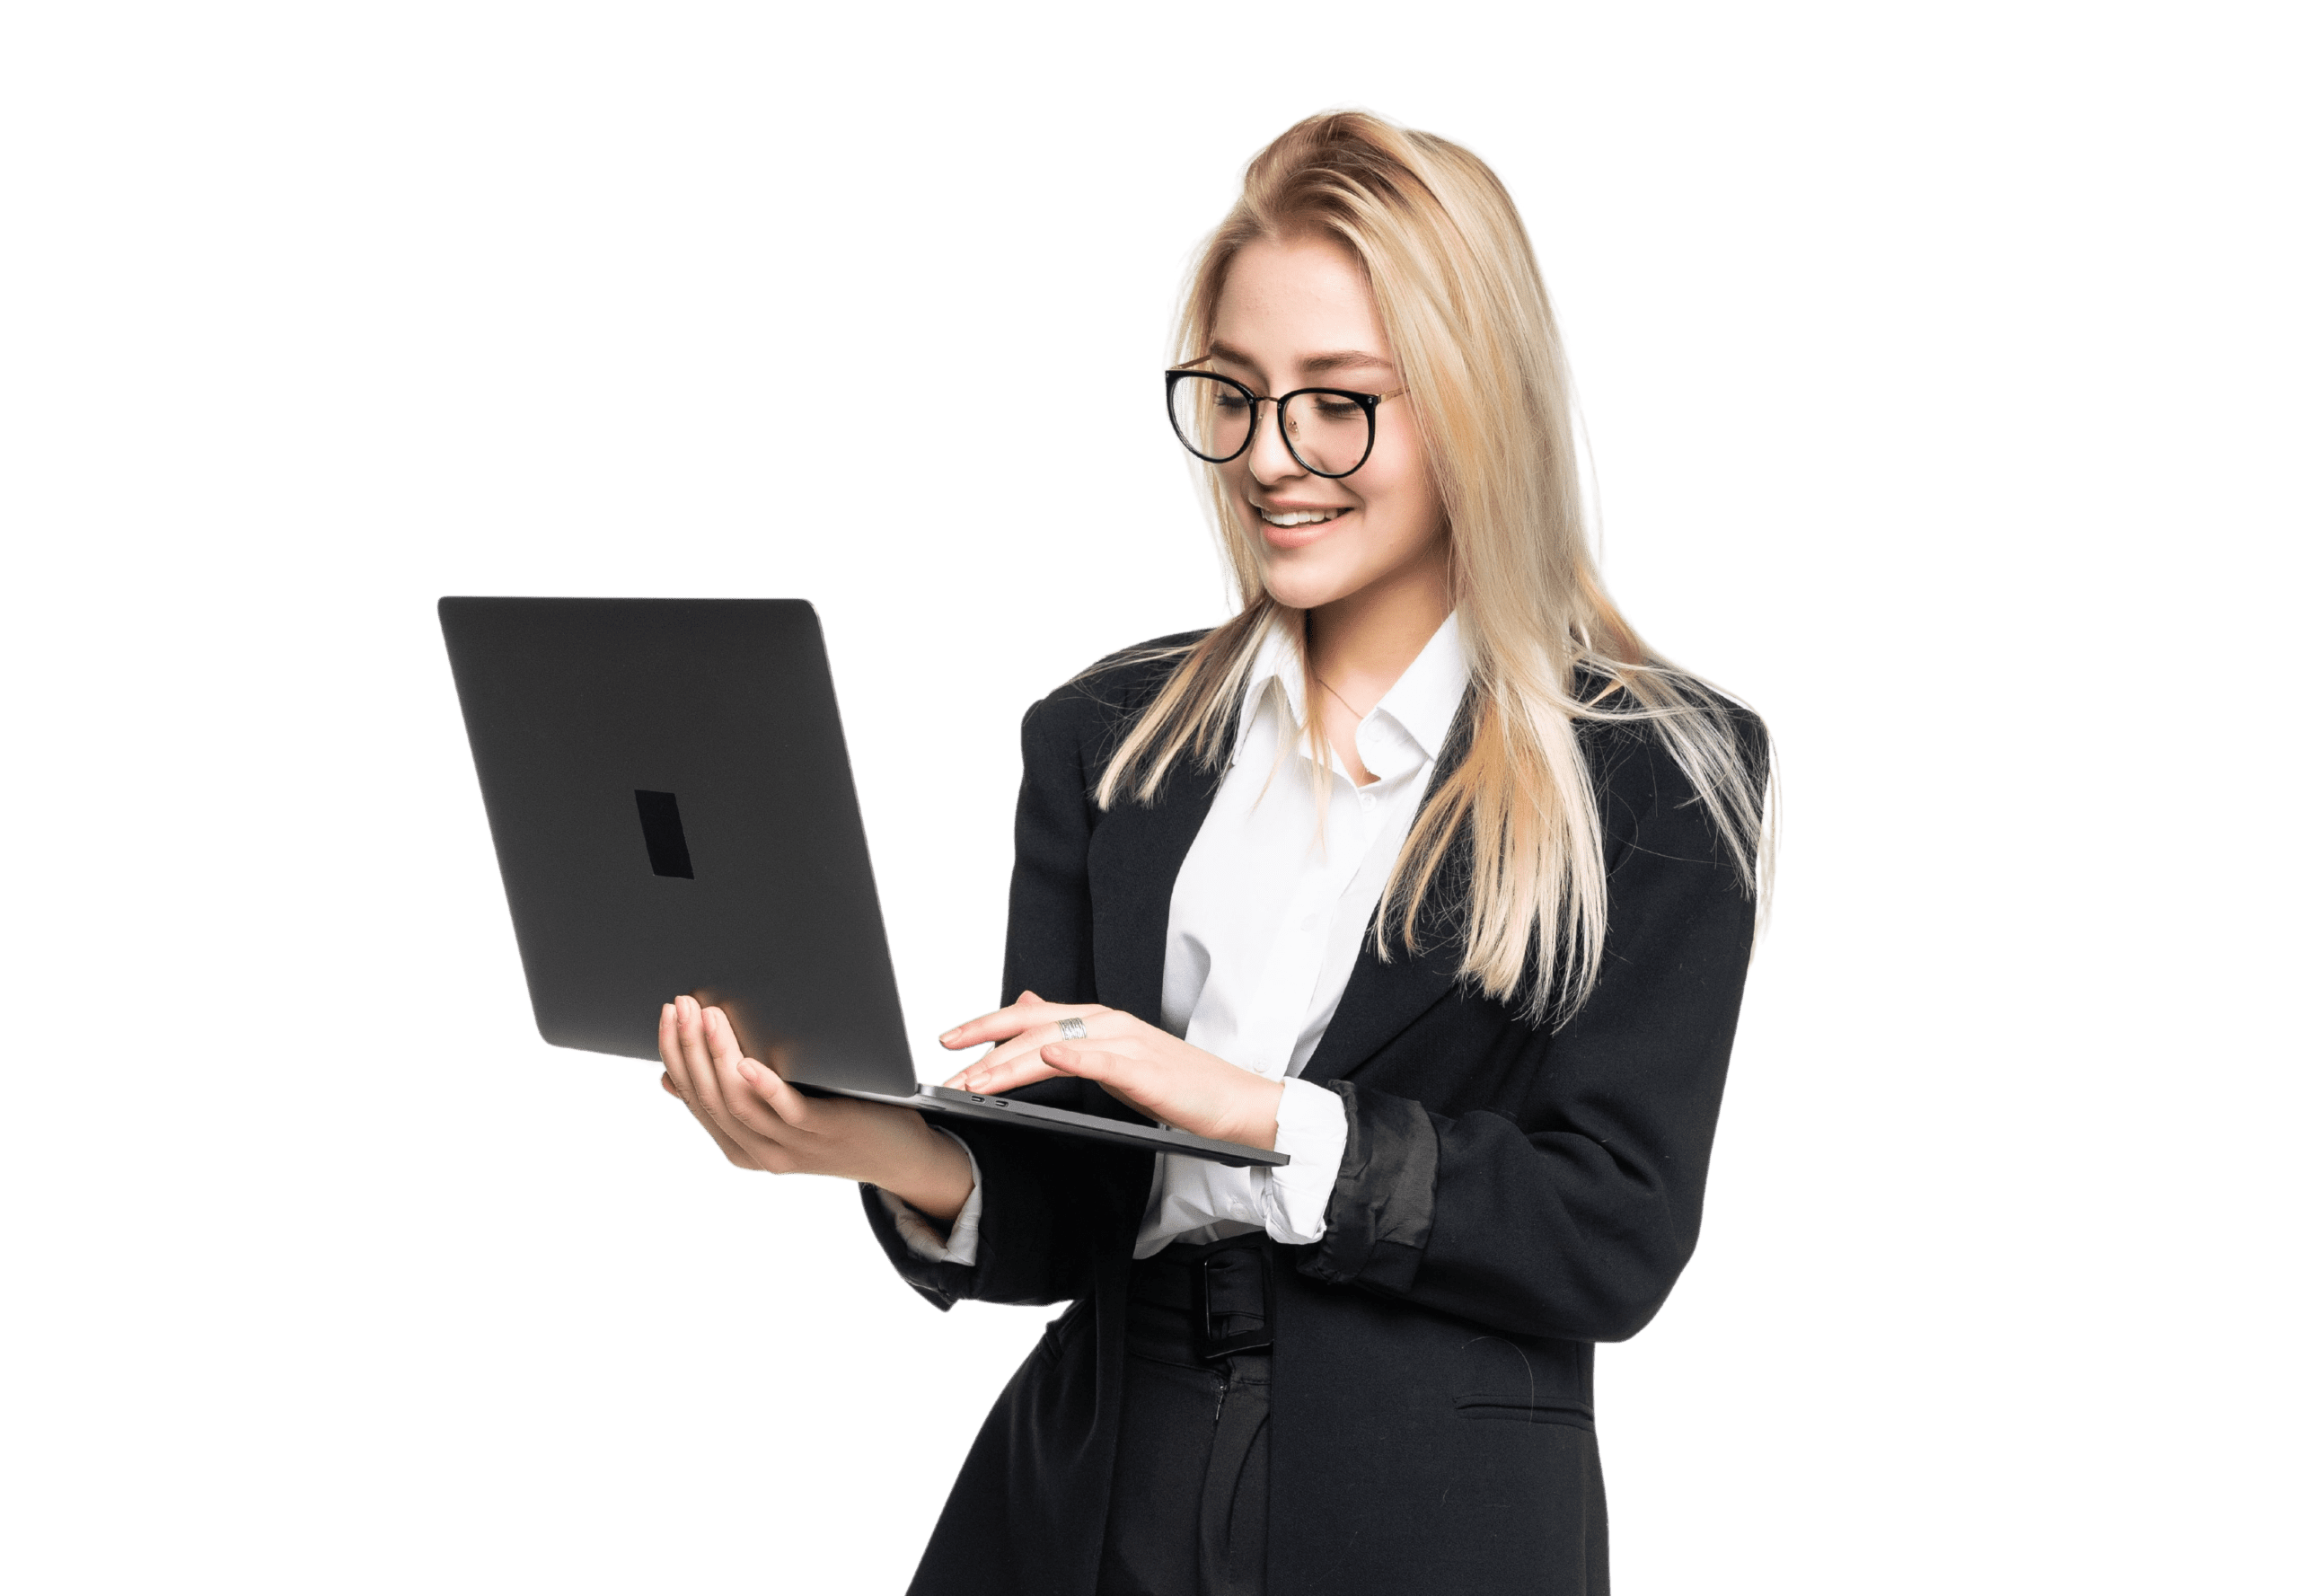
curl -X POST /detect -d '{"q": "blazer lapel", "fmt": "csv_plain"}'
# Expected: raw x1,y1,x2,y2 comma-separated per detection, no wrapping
1303,698,1481,1087
1300,934,1468,1087
1089,755,1224,1030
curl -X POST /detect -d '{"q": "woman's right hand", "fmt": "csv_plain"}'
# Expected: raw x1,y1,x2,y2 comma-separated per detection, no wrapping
656,995,975,1226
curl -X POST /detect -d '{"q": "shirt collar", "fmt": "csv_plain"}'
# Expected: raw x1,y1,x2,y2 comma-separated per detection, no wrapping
1242,619,1309,732
1371,612,1469,764
1239,612,1469,773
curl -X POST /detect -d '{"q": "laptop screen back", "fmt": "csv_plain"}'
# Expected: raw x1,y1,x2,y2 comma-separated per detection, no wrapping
440,596,917,1097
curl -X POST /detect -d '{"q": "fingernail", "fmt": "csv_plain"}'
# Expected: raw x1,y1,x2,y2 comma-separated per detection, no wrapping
938,1028,959,1044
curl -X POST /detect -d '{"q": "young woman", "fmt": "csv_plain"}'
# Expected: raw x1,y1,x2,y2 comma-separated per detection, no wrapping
656,111,1770,1596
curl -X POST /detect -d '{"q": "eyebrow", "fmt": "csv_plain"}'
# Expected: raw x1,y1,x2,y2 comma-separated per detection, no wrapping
1195,342,1396,380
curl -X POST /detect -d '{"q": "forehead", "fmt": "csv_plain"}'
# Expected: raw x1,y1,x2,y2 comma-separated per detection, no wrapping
1211,234,1391,366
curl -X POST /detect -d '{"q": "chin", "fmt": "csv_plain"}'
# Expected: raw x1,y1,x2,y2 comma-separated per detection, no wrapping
1259,569,1347,611
1258,550,1367,612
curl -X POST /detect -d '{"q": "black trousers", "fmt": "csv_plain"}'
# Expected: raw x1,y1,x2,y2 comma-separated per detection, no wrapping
1095,1238,1273,1596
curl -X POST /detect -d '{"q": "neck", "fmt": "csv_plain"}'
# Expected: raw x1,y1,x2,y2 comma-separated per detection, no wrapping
1302,543,1452,708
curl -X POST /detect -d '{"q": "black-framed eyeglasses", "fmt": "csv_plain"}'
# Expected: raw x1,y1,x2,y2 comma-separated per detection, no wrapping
1164,367,1406,480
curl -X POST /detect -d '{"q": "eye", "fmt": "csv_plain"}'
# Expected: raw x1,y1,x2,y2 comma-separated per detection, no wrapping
1309,394,1361,419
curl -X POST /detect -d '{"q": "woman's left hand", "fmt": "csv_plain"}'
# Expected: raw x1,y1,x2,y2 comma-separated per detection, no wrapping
938,992,1282,1151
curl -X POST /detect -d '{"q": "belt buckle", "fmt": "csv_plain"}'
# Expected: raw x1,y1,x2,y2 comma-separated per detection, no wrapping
1197,1247,1273,1362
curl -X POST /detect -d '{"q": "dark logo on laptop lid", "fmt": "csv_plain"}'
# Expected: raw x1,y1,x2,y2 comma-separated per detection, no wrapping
632,789,694,878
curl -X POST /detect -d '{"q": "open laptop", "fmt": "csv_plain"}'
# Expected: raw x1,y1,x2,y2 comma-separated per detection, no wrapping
438,595,1284,1169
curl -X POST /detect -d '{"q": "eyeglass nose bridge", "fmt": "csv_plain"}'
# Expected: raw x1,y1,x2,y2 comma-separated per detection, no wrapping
1222,386,1379,478
1235,392,1290,464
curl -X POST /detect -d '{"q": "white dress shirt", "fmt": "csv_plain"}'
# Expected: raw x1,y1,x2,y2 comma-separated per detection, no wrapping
882,614,1470,1268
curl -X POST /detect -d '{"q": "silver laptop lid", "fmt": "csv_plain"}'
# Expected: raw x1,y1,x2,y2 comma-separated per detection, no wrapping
439,596,918,1098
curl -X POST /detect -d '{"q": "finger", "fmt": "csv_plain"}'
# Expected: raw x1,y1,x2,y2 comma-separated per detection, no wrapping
952,1021,1070,1085
943,1053,1063,1094
956,1033,1150,1096
658,1002,684,1090
676,997,742,1132
723,1061,824,1160
662,993,694,1094
691,1003,770,1145
958,1006,1140,1085
692,1008,805,1168
936,999,1035,1050
660,1001,705,1103
943,1026,1059,1089
704,1010,808,1140
655,1001,756,1162
938,993,1102,1051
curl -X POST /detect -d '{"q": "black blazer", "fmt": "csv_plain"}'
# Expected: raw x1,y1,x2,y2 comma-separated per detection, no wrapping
862,636,1763,1596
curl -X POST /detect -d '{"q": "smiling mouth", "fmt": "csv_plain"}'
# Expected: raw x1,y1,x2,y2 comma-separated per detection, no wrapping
1254,506,1348,528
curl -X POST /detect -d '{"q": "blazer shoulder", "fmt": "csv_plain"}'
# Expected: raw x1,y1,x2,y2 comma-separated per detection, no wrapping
1574,689,1769,866
1573,666,1769,779
1021,628,1211,749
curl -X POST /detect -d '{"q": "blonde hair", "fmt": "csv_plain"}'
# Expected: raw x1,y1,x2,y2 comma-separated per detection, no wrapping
1097,110,1771,1019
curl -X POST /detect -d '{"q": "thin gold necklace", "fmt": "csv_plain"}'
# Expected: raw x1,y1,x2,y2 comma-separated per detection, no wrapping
1311,671,1369,720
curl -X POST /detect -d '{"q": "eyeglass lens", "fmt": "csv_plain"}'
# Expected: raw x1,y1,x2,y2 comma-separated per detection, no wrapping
1168,374,1372,477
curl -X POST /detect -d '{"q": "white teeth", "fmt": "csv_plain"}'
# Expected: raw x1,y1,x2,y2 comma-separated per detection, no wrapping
1259,507,1343,528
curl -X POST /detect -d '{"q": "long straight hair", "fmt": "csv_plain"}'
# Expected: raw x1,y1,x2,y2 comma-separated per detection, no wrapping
1097,111,1772,1020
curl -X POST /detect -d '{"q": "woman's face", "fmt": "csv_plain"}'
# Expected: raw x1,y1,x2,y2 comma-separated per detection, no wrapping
1205,233,1448,613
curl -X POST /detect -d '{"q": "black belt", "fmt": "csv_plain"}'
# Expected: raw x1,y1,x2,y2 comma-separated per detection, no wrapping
1129,1235,1274,1362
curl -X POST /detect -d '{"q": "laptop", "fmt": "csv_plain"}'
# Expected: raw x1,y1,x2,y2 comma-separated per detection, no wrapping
438,595,1284,1170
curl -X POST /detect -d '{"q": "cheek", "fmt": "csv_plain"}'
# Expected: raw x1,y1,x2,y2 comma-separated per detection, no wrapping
1358,419,1442,542
1359,463,1445,555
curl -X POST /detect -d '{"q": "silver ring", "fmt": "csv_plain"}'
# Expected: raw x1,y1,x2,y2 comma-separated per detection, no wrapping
1057,1017,1088,1041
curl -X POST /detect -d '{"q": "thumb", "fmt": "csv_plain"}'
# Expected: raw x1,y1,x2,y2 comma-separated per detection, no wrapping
739,1056,812,1126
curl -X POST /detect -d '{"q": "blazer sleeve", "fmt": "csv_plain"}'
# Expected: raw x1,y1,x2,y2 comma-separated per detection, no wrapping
858,690,1128,1311
1298,719,1766,1343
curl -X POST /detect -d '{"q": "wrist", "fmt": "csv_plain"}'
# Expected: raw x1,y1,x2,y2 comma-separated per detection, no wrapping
1236,1071,1284,1151
873,1115,975,1226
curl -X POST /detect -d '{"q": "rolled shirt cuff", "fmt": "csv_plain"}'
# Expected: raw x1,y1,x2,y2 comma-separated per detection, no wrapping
1257,1076,1348,1246
874,1129,983,1266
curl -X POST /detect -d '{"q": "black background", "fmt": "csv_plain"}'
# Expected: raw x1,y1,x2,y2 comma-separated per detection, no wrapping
372,84,1885,1591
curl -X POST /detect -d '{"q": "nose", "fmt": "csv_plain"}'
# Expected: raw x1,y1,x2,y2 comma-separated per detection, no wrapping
1245,396,1303,484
